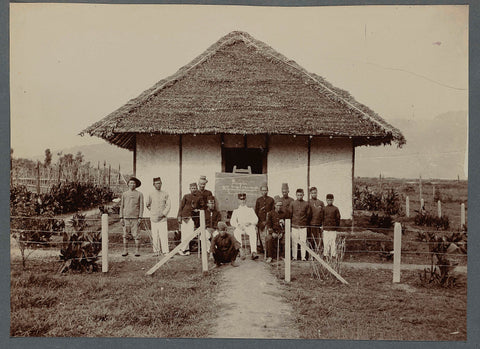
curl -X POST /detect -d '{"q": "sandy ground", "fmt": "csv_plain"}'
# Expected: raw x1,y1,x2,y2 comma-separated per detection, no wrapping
210,258,300,339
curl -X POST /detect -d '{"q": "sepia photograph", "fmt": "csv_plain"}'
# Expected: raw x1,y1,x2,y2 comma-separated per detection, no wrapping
9,2,469,342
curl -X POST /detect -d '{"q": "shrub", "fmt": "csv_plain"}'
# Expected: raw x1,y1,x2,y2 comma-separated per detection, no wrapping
10,185,65,268
354,185,401,215
417,231,467,287
58,213,102,273
369,213,393,229
414,212,449,230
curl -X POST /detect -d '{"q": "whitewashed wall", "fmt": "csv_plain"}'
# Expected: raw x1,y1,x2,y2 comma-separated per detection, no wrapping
136,134,180,217
181,134,221,202
268,135,309,199
310,137,353,219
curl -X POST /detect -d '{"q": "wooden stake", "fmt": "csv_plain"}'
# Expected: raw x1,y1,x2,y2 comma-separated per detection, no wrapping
285,219,291,283
405,196,410,218
419,175,422,203
101,214,109,273
200,210,208,273
420,198,425,211
461,203,465,228
36,161,40,194
146,227,203,276
437,200,442,218
393,222,402,283
297,239,349,285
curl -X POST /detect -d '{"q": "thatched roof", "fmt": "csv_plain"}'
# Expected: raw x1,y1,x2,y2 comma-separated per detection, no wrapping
81,31,405,150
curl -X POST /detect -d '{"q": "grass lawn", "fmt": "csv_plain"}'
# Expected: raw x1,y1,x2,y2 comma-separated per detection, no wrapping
278,262,467,341
10,254,220,337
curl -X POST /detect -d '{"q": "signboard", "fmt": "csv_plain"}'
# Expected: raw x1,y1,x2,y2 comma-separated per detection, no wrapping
214,172,267,211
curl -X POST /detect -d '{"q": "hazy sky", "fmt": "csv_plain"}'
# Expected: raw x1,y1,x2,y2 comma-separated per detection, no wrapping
10,4,468,160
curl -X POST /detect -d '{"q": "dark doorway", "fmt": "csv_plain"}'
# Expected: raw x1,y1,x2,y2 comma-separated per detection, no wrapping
223,148,265,174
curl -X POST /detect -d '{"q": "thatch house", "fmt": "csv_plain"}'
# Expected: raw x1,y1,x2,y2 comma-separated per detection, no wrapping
81,31,405,218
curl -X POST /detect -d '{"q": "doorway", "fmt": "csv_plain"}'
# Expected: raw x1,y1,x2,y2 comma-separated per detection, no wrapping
223,148,265,174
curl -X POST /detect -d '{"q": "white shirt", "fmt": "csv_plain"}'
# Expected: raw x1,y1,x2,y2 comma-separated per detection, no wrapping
230,205,258,227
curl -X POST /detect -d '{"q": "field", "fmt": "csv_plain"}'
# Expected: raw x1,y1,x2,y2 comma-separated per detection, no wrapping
9,177,468,339
280,263,467,341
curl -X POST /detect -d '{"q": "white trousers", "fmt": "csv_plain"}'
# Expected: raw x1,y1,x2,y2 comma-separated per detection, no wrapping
233,225,257,254
151,220,169,254
292,227,307,260
323,230,338,257
180,219,195,251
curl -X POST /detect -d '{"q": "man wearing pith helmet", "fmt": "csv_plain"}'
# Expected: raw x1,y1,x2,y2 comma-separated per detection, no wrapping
120,177,144,257
230,193,259,260
197,175,213,210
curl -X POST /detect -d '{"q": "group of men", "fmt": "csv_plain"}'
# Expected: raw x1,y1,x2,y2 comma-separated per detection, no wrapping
118,175,341,267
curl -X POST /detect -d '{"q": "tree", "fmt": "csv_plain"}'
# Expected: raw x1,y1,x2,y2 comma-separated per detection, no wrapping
44,148,52,167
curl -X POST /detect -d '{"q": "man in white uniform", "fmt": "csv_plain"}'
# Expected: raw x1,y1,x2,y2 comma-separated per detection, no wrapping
146,177,171,256
231,193,259,260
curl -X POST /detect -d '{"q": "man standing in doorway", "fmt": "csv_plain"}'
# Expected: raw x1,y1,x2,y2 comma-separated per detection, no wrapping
177,182,203,256
120,177,144,257
308,186,324,254
290,188,312,261
231,193,259,260
146,177,171,257
255,183,274,256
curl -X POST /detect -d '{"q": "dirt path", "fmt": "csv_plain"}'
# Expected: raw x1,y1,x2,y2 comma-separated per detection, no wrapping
211,258,299,339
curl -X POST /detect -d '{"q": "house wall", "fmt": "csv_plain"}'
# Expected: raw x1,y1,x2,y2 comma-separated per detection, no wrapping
181,134,222,200
136,134,180,217
310,137,353,219
267,135,309,199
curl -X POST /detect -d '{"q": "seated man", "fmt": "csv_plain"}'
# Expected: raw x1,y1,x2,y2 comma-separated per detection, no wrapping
231,193,259,260
210,222,240,267
265,197,286,263
205,196,222,241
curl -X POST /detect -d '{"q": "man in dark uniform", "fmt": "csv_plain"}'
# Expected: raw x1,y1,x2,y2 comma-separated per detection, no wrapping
254,183,274,256
279,183,294,217
177,182,204,255
308,186,325,254
197,175,213,209
210,222,240,267
289,188,312,261
205,195,222,240
323,193,341,257
265,197,286,263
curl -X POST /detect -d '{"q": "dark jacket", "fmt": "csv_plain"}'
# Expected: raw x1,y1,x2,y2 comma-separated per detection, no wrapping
205,208,222,230
289,199,312,228
177,192,204,219
210,233,241,254
255,195,275,230
198,189,213,210
309,198,325,226
279,196,294,217
266,209,286,235
323,204,341,230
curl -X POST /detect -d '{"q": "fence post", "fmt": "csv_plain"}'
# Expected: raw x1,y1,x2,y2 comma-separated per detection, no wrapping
393,222,402,283
405,196,409,218
437,200,442,218
36,161,41,194
199,210,208,273
420,198,424,211
419,175,422,203
101,214,109,273
460,203,465,228
285,218,291,283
